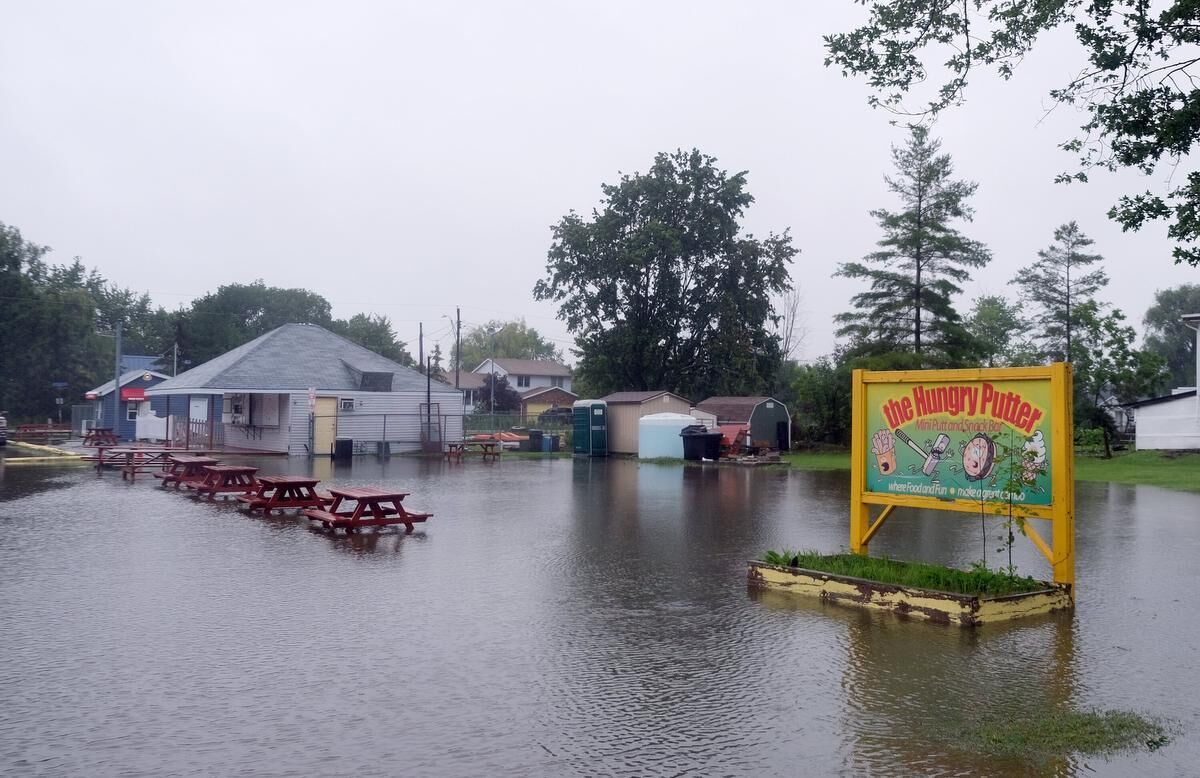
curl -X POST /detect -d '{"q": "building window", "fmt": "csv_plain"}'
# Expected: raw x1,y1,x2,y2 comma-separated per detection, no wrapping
551,376,564,388
517,375,530,388
126,402,138,421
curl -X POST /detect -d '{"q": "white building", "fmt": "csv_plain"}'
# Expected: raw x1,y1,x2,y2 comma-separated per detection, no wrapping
147,323,463,455
473,358,572,393
1126,313,1200,450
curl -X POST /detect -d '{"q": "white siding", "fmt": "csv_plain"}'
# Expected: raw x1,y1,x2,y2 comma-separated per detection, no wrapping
1135,396,1200,450
473,359,572,392
219,393,294,453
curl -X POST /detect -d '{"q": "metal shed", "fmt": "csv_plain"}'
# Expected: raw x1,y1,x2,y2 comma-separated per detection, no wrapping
599,391,693,454
696,396,791,451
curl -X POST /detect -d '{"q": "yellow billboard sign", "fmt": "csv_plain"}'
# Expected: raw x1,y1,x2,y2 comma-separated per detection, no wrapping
850,365,1075,591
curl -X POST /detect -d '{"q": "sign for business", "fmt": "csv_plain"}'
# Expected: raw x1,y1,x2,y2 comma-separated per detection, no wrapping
850,364,1075,590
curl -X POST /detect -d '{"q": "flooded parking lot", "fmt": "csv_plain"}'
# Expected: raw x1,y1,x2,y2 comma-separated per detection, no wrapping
1,456,1197,776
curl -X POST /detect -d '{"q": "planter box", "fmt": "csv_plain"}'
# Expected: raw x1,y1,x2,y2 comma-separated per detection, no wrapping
747,561,1072,627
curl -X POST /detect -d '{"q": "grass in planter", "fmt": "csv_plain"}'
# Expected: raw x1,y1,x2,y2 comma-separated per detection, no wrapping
960,709,1169,763
760,549,1046,597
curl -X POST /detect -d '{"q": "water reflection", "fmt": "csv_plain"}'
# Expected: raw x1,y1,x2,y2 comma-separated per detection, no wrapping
0,457,1196,775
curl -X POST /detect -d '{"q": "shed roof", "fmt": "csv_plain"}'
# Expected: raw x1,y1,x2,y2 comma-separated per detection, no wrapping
520,386,579,401
600,390,691,404
147,324,453,395
1123,389,1197,408
87,369,171,398
437,371,487,390
696,396,779,423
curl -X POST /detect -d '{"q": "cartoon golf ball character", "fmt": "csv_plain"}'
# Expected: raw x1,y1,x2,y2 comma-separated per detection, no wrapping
962,433,996,482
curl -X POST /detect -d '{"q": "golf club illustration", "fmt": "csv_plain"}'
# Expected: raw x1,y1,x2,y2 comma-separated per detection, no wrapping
893,430,952,477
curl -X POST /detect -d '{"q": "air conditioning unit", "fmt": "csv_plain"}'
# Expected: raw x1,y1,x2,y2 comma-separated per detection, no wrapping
339,398,355,412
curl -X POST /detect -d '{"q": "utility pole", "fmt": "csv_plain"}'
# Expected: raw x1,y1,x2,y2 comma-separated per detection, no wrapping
455,306,461,390
173,342,179,376
489,327,496,431
112,320,123,431
425,355,432,451
419,322,424,374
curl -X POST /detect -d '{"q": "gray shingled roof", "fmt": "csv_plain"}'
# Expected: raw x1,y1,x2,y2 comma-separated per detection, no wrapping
483,358,572,377
696,396,775,423
87,369,171,397
600,390,691,404
147,324,453,395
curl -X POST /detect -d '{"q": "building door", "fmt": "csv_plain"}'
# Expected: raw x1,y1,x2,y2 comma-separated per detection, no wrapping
189,397,208,421
776,420,789,452
313,397,337,457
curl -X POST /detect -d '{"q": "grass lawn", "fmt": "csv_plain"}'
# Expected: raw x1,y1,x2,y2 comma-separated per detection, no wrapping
784,448,1200,493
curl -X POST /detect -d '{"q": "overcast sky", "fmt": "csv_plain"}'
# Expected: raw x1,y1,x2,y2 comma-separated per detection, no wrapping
2,2,1195,365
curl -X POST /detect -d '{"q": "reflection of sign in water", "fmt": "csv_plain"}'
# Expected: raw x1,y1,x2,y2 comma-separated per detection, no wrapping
851,365,1075,591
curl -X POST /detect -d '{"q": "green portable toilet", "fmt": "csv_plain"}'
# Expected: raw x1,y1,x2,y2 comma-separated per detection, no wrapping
573,399,608,457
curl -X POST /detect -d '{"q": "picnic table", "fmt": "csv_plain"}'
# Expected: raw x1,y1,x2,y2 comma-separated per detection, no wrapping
304,486,432,534
193,464,259,497
153,454,219,488
103,447,176,480
444,441,501,463
83,427,120,447
237,475,331,515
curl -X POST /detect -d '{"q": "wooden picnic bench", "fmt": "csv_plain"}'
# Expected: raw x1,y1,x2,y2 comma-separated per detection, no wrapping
303,486,432,534
105,448,177,480
444,441,501,463
83,427,121,447
153,454,220,488
237,475,331,515
193,465,259,497
14,423,71,442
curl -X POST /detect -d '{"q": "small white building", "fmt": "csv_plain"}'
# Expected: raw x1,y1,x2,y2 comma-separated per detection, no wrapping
147,323,463,455
1127,389,1200,451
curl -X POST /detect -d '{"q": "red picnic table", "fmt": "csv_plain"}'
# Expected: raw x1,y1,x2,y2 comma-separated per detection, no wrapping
444,441,500,463
193,464,259,498
153,454,220,488
83,427,120,447
104,447,176,481
303,486,432,534
237,475,331,516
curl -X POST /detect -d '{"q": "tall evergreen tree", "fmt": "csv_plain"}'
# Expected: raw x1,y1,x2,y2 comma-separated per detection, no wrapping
835,127,990,365
1009,222,1108,362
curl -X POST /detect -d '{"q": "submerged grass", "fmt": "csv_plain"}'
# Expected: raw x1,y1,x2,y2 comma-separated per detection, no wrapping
759,549,1047,597
961,709,1169,763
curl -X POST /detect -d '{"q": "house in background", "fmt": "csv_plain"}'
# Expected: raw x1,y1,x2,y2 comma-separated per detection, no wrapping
696,396,792,451
520,386,579,420
1124,313,1200,450
147,323,462,455
472,358,572,393
437,371,487,413
599,390,693,454
85,369,172,441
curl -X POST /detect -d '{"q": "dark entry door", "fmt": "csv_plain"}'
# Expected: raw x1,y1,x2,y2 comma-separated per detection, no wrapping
776,420,789,452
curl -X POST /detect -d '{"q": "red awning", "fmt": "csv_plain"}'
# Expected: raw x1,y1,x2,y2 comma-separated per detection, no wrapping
120,387,146,401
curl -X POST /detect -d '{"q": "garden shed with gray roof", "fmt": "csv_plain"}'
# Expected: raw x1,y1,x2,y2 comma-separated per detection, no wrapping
696,396,791,451
147,323,463,456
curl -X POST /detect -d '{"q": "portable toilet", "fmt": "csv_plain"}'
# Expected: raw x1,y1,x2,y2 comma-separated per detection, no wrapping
573,399,608,457
637,413,695,459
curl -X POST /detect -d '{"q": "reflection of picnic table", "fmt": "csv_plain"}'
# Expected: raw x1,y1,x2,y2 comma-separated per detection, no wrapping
237,475,331,515
154,454,219,488
83,427,120,447
444,441,501,462
303,486,432,534
194,465,259,497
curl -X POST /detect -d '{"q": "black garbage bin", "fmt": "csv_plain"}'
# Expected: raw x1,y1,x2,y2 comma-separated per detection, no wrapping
333,438,353,460
681,425,722,461
528,429,544,453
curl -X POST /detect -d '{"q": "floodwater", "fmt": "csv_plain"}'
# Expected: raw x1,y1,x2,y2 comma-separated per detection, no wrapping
1,456,1197,777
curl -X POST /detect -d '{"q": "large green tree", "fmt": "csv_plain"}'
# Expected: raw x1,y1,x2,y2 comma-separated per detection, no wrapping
534,149,795,399
1143,283,1200,388
836,126,990,365
179,281,334,365
330,313,413,366
453,318,562,372
826,1,1200,267
1010,222,1109,361
966,294,1026,368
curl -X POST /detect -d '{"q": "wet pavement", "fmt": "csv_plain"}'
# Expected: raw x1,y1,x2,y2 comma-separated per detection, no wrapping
1,456,1197,776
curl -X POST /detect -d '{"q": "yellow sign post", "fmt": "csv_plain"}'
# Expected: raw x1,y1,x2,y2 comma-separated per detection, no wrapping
850,364,1075,593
